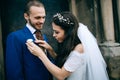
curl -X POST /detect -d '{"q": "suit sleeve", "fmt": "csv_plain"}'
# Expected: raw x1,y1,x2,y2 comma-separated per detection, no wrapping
5,33,24,80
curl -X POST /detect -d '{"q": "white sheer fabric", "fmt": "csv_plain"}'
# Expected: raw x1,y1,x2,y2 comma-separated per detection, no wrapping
63,23,109,80
64,51,86,80
78,23,109,80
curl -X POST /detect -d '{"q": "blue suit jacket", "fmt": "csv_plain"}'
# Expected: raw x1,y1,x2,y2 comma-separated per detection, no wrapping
5,26,53,80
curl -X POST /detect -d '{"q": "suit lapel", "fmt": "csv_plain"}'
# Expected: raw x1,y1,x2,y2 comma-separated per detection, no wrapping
22,26,35,41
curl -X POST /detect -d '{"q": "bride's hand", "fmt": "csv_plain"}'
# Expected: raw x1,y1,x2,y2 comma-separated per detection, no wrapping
26,41,45,57
35,40,53,51
35,40,57,58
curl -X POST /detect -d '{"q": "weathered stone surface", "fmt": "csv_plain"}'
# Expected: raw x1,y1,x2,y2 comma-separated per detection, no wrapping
100,42,120,57
108,56,120,79
99,42,120,80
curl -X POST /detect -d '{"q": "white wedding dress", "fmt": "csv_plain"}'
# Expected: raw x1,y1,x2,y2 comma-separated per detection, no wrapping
63,23,109,80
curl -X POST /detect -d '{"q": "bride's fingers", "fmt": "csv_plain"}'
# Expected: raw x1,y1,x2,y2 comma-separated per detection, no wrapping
26,43,34,50
27,42,36,47
27,46,33,53
26,42,37,50
34,40,46,48
35,40,45,44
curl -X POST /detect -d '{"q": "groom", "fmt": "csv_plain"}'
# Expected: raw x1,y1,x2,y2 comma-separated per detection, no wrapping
5,0,53,80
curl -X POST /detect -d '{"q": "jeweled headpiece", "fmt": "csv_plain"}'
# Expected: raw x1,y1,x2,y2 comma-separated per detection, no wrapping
53,13,74,25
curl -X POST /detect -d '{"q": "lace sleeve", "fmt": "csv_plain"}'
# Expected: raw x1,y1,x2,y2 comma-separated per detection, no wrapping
64,51,85,72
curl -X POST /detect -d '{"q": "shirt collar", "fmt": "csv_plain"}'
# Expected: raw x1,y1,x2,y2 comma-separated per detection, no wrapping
26,23,36,34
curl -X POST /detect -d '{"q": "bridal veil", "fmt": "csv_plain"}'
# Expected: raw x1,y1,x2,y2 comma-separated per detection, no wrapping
77,23,109,80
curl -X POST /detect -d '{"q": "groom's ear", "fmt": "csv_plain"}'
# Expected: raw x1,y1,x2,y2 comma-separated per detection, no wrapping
24,13,29,21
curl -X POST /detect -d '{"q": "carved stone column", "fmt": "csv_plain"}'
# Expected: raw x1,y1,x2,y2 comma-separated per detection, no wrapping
100,0,115,42
99,0,120,56
69,0,78,18
100,0,120,79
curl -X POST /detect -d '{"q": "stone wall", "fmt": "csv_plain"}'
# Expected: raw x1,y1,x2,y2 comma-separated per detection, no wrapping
100,42,120,80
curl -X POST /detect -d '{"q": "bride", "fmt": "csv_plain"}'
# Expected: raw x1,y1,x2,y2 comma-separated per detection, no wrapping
26,12,109,80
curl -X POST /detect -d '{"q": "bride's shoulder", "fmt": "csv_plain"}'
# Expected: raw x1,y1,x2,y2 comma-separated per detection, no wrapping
74,44,84,54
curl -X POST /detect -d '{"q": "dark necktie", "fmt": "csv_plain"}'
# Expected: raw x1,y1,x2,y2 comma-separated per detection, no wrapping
35,30,43,40
34,30,47,54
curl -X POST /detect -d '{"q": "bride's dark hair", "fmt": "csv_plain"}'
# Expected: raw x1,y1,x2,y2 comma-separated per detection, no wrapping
52,12,81,67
